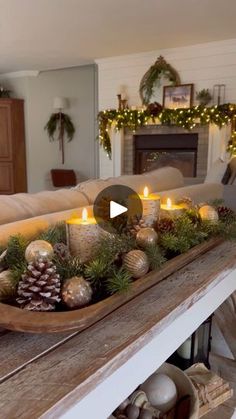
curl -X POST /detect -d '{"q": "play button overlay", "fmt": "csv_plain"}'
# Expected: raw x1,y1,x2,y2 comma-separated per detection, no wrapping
110,201,128,218
93,184,143,233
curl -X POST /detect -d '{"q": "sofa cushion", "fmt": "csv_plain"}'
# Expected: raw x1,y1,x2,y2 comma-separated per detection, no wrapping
0,190,89,226
0,206,94,247
74,178,114,204
76,167,184,203
158,183,224,204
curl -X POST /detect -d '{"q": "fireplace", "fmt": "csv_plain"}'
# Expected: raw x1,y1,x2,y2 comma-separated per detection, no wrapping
134,133,198,177
123,125,209,180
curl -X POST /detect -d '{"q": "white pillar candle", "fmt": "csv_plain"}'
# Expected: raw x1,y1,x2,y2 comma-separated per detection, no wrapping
66,208,103,264
160,198,185,218
139,186,160,227
177,334,199,360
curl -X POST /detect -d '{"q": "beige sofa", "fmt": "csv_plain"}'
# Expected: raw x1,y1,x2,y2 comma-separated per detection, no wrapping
0,167,223,246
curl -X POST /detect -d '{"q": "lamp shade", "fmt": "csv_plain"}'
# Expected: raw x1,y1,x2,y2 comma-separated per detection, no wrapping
53,96,68,110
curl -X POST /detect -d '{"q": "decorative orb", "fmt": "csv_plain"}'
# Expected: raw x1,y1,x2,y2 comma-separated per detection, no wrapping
123,250,149,279
140,373,177,413
136,228,158,248
126,404,140,419
199,205,219,223
62,276,92,309
0,270,16,300
25,240,54,263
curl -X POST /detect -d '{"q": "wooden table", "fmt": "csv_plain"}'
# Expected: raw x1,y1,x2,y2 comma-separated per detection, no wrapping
0,241,235,419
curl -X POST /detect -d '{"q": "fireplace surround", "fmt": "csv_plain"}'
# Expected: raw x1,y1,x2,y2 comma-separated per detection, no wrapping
124,124,209,180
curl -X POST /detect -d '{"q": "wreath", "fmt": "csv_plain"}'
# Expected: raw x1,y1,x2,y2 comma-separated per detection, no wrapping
45,112,75,164
139,56,181,105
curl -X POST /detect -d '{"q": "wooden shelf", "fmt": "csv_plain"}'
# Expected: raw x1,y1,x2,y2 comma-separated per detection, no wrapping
0,241,235,418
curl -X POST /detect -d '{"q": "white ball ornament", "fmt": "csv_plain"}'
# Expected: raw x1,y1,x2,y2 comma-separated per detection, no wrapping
140,373,177,413
199,205,219,223
25,240,54,263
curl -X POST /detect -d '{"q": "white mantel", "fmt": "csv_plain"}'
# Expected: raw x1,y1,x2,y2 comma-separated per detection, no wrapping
96,38,236,178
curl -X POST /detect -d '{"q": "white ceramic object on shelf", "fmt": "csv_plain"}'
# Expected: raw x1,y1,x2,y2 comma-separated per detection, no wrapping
140,372,177,413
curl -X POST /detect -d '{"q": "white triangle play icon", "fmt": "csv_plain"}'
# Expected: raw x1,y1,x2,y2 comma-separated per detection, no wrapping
110,200,128,219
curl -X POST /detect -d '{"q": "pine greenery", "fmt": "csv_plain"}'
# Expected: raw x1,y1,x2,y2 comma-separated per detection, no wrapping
54,255,83,281
106,268,132,294
4,235,28,268
38,223,66,245
145,245,166,270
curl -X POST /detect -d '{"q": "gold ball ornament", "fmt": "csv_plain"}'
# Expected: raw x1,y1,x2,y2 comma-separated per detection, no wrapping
0,270,16,300
62,276,93,309
136,228,158,248
199,205,219,223
25,240,54,263
123,250,149,279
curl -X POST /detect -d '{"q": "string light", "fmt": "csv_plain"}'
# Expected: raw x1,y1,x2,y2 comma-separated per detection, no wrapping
99,103,236,158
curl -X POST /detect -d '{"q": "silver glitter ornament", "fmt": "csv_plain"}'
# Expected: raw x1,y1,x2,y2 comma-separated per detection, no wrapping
62,276,92,309
136,228,158,248
25,240,54,263
199,205,219,223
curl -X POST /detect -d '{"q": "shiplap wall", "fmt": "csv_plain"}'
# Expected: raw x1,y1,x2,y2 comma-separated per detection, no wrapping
96,38,236,178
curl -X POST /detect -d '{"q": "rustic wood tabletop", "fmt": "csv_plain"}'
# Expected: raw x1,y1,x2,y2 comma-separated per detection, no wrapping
0,241,235,419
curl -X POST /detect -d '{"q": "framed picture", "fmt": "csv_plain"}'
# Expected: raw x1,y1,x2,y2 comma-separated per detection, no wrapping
163,84,194,109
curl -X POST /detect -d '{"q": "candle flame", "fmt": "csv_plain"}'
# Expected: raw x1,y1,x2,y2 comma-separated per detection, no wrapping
167,198,172,209
143,186,149,198
82,208,88,221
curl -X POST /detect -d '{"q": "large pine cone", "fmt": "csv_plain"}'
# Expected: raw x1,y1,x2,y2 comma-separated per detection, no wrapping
16,258,61,311
217,206,235,222
156,217,175,234
127,215,150,236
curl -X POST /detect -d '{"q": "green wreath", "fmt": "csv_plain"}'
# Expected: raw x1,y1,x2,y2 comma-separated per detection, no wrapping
45,112,75,164
139,56,181,105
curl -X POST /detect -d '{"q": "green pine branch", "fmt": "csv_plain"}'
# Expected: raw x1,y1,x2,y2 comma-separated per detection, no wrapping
106,268,132,295
145,245,166,270
38,223,66,245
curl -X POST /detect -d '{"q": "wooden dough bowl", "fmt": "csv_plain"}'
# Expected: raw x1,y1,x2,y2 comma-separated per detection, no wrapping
0,238,222,334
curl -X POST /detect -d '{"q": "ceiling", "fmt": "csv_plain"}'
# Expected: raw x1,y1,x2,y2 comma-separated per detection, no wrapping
1,0,236,74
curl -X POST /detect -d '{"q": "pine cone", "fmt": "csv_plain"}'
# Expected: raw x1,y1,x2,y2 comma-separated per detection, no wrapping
16,258,61,311
127,215,150,236
53,242,70,260
156,217,175,234
217,206,235,221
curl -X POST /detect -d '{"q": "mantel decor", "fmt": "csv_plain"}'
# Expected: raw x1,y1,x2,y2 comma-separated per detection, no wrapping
0,199,235,333
139,56,181,105
98,103,236,158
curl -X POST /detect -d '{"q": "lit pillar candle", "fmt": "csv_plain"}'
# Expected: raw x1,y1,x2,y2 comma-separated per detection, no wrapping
139,186,160,227
66,208,103,264
160,198,185,218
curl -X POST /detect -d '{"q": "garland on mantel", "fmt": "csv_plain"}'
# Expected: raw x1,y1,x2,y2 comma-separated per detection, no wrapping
98,103,236,158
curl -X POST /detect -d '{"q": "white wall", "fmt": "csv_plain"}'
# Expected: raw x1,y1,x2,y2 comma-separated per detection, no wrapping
96,38,236,178
1,65,98,192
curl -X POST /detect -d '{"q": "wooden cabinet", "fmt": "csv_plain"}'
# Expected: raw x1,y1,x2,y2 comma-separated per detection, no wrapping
0,99,27,194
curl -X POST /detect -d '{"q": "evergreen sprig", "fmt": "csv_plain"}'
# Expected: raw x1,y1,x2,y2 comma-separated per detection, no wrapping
4,235,28,269
38,223,66,245
84,258,111,285
145,245,166,270
106,268,132,295
54,255,83,281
